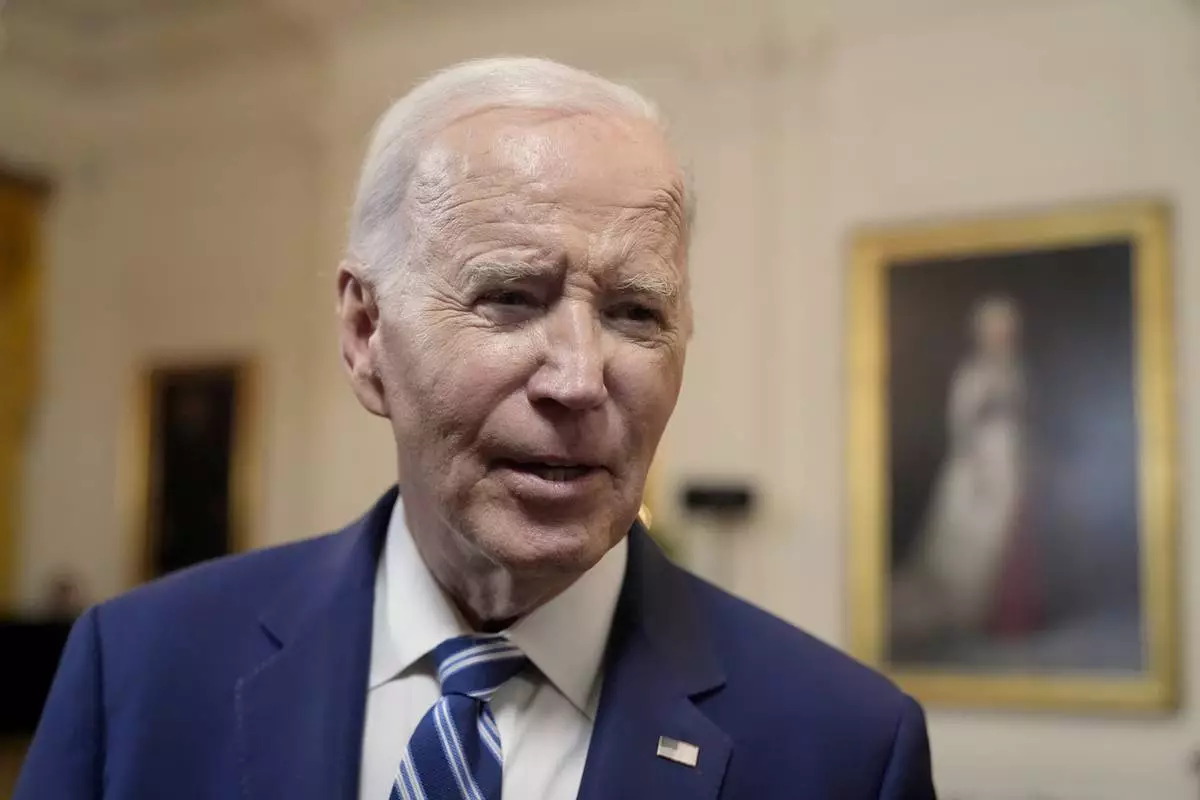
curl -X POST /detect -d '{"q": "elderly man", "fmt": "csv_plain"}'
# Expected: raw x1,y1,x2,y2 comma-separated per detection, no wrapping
16,57,936,799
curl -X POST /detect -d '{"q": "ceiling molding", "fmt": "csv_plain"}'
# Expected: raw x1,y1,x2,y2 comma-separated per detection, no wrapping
1,0,322,89
256,0,382,30
92,50,326,160
0,0,1113,164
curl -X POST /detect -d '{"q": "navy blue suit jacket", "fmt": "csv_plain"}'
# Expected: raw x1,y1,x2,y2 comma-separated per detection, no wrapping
16,488,936,799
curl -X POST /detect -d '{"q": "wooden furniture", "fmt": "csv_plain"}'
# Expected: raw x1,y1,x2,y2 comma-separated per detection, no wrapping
0,617,72,797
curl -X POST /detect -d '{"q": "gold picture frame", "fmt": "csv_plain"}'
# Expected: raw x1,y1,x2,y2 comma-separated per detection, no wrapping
122,358,260,586
846,199,1178,712
0,169,49,609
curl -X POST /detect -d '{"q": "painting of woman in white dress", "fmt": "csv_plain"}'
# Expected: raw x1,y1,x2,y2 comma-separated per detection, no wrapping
876,233,1152,676
850,202,1177,709
890,296,1040,651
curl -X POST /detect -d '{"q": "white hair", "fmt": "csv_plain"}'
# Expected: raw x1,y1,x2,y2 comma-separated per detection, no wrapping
345,56,694,292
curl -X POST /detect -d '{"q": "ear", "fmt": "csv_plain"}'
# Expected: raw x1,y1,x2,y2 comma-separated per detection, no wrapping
336,261,389,418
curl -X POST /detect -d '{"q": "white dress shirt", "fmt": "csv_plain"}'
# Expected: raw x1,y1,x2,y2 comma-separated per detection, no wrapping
359,497,628,799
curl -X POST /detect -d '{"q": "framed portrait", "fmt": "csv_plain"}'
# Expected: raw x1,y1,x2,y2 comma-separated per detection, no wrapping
127,360,258,583
846,199,1178,712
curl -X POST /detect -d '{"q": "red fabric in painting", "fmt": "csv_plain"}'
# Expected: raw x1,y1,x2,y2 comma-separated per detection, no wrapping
988,500,1040,637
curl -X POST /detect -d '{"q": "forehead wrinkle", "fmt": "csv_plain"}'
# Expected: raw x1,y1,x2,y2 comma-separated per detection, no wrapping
408,149,566,245
409,115,564,211
423,109,684,216
404,111,689,291
596,205,686,274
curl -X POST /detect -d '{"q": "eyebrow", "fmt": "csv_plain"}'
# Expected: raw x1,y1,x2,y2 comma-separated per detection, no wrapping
613,272,680,304
463,261,549,283
463,261,551,286
463,260,681,304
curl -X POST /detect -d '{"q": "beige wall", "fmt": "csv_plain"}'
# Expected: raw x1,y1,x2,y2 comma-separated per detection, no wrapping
3,0,1198,796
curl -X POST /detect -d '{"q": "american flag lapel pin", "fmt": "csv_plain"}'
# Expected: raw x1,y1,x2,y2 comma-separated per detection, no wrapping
656,736,700,768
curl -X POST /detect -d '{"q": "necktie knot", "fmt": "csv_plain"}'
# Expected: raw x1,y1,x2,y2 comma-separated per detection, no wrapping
432,634,527,702
398,634,525,799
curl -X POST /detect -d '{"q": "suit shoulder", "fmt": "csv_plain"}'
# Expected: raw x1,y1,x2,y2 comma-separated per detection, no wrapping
686,572,912,717
680,572,934,797
96,530,346,628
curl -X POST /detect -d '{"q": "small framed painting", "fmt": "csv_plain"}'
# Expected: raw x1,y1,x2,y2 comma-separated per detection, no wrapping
846,199,1178,712
129,360,258,582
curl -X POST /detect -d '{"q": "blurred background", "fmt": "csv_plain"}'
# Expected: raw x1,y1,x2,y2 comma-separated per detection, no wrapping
1,0,1199,797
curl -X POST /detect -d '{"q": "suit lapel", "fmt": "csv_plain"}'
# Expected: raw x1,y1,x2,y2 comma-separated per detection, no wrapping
232,492,732,799
578,525,732,800
235,488,394,800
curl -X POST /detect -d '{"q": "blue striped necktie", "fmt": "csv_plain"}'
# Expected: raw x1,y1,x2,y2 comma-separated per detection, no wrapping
392,635,528,800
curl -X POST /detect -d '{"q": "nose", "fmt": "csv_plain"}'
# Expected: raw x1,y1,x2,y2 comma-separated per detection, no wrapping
527,300,608,411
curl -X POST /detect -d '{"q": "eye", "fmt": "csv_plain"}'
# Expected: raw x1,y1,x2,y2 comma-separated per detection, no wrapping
483,290,538,307
608,302,665,327
475,288,544,325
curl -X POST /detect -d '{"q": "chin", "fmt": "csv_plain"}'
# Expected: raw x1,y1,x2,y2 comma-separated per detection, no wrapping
467,508,619,575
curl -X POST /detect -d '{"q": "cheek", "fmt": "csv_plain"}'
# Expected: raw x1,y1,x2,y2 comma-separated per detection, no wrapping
609,344,685,444
383,321,537,437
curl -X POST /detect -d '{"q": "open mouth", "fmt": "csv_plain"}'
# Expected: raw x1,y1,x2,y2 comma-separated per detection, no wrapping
495,459,599,482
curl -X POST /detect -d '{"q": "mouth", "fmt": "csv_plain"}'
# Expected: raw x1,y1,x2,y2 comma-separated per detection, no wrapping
494,459,602,482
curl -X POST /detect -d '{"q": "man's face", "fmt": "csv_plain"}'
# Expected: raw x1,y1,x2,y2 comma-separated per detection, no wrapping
362,108,689,576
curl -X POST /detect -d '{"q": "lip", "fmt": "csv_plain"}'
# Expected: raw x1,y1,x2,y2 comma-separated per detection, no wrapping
491,458,609,502
497,452,605,467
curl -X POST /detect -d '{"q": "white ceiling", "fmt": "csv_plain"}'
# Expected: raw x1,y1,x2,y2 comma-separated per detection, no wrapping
6,0,240,33
0,0,386,86
2,0,372,31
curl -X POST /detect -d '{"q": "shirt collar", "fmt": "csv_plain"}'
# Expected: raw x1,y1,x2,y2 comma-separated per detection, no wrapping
505,524,627,719
368,495,469,691
368,495,628,721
